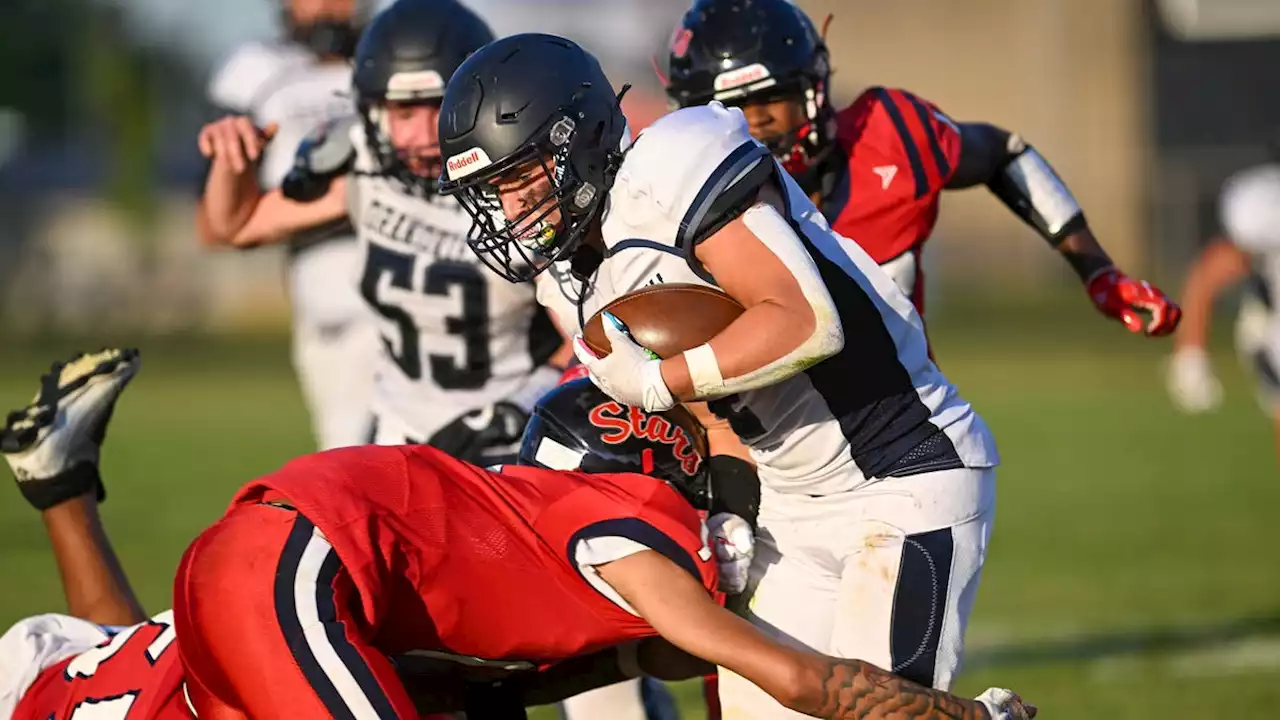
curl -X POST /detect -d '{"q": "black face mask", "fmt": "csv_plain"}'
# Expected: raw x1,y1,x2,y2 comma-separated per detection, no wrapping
291,20,360,59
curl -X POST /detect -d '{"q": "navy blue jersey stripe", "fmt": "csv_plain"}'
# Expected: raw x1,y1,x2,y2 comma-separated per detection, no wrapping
874,88,930,200
274,515,350,719
677,140,772,249
608,238,686,257
275,514,399,719
778,183,962,476
313,548,401,719
568,517,701,583
902,92,952,180
889,527,954,687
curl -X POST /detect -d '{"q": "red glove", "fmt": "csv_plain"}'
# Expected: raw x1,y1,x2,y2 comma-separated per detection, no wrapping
1086,267,1182,336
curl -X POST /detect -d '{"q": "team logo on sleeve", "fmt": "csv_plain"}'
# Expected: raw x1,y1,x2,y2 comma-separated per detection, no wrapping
588,401,703,476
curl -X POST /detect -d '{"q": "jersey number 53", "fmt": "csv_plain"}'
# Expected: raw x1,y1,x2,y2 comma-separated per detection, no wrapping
360,244,492,389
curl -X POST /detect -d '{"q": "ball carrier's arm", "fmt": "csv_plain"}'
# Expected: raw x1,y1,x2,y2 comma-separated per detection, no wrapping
660,183,844,402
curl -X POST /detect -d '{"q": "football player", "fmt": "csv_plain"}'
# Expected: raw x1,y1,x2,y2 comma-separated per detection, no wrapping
0,351,1032,719
436,32,1002,719
1166,155,1280,467
173,408,1032,718
661,0,1180,342
0,350,675,720
198,0,570,466
0,348,192,719
199,0,380,451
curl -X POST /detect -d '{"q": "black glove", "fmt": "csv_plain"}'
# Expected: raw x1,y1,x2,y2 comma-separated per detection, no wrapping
281,115,359,202
708,455,761,528
426,402,529,466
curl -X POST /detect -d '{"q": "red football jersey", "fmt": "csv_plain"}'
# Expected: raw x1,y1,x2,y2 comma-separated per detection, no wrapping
234,444,717,664
13,611,192,720
825,87,962,310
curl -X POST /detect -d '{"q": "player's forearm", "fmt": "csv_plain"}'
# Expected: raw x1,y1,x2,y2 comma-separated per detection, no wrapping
199,158,264,247
964,123,1091,260
669,200,844,401
661,298,839,401
1175,237,1250,350
226,186,348,248
43,492,146,626
1055,226,1116,282
794,656,988,720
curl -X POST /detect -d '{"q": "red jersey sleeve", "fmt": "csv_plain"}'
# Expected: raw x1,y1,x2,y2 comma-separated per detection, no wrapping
841,87,963,199
519,467,718,596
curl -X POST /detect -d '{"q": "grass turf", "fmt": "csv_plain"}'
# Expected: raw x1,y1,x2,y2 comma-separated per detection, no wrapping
1,297,1276,718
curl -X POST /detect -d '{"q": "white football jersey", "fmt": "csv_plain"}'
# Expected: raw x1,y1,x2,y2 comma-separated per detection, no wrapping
349,124,562,442
1221,163,1280,386
538,103,999,495
1223,163,1280,311
209,41,354,191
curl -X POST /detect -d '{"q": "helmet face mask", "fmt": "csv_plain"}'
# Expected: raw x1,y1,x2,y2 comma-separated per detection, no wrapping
518,379,712,510
437,34,630,283
444,116,605,283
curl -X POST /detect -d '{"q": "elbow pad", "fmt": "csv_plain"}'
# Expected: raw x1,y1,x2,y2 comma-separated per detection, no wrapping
986,134,1086,245
281,115,358,202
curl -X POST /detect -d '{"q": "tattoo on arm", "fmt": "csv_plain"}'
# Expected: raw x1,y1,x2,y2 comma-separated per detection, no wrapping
810,659,986,720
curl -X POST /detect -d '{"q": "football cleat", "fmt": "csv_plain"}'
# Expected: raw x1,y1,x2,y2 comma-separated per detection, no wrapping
2,348,140,510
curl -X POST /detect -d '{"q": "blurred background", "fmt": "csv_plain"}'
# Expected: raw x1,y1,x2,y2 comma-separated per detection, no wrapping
0,0,1277,717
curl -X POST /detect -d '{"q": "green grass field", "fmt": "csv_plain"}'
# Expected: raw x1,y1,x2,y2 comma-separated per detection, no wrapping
1,296,1277,718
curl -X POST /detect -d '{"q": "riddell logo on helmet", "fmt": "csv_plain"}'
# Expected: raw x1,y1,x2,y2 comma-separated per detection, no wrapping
445,147,492,179
588,402,702,476
713,63,771,92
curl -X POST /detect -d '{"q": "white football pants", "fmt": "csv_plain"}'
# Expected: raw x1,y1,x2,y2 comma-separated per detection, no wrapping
288,240,377,451
718,466,996,719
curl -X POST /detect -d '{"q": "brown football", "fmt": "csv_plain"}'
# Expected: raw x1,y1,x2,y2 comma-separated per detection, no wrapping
582,283,745,359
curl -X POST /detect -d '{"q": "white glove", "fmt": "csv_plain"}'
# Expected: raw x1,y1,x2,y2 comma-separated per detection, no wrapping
1234,293,1271,357
572,311,675,412
1166,346,1222,414
975,687,1035,720
707,512,754,595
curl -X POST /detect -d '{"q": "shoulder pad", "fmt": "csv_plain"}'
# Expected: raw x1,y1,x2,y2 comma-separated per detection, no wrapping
1222,164,1280,254
208,41,312,112
610,103,771,245
347,119,379,174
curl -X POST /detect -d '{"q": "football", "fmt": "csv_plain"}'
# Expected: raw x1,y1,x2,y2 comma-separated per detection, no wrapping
581,283,745,359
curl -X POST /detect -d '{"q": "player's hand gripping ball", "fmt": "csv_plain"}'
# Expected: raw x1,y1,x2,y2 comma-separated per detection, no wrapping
574,284,745,410
573,312,674,412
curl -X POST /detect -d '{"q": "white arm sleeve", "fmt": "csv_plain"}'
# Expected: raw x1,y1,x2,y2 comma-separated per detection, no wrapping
690,201,844,399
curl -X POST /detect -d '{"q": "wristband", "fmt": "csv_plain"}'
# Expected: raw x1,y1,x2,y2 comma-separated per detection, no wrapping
683,344,724,397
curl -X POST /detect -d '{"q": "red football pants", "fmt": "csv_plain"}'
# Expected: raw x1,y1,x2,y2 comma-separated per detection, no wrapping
173,501,420,719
